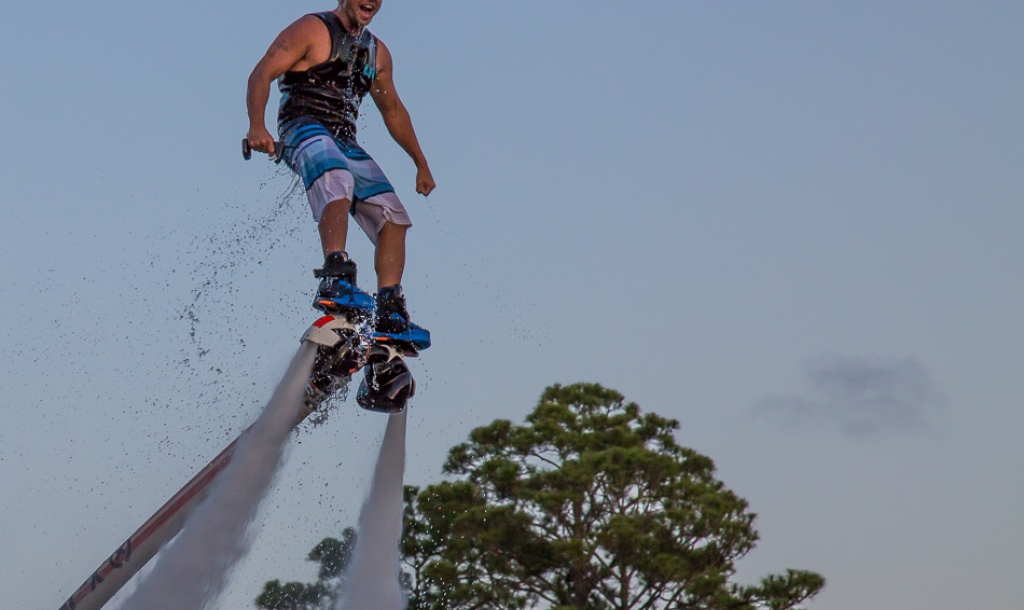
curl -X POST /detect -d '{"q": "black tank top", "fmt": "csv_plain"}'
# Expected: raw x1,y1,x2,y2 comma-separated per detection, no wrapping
277,12,378,140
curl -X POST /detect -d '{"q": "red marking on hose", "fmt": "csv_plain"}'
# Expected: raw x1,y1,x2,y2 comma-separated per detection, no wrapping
66,438,242,609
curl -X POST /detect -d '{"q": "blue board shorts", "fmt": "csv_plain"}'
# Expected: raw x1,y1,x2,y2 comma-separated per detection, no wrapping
280,118,411,244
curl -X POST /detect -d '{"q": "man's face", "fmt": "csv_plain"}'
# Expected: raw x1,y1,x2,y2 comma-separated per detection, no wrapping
343,0,381,27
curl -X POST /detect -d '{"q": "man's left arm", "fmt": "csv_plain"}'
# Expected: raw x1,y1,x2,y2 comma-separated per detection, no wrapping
370,40,435,196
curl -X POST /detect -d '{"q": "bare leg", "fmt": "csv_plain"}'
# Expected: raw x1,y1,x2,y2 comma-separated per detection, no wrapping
318,198,352,257
374,221,408,290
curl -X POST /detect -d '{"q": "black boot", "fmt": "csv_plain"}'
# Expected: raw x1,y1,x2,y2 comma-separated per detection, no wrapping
374,285,431,349
312,252,375,315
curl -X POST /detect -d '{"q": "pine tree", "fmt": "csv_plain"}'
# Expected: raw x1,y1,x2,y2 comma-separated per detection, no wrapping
257,383,824,610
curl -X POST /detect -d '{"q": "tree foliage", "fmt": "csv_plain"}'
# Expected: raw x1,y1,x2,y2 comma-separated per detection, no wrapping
256,528,357,610
257,383,824,610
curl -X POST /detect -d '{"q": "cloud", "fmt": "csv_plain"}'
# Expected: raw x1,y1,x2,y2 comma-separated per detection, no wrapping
759,355,945,437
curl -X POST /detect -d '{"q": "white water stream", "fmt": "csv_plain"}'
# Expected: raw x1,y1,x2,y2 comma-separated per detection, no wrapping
336,410,408,610
118,343,316,610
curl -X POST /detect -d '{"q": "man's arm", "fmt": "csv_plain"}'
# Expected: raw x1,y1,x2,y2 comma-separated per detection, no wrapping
370,40,436,196
246,17,321,154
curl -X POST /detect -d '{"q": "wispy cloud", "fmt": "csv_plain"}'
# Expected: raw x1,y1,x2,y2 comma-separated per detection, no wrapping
759,355,944,437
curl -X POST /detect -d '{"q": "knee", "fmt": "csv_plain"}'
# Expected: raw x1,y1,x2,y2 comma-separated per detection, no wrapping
379,221,408,241
320,198,352,220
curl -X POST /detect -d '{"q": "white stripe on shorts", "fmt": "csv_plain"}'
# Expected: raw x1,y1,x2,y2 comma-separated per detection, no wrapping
306,169,412,245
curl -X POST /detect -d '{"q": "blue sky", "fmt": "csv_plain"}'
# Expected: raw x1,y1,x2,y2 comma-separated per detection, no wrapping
1,1,1022,609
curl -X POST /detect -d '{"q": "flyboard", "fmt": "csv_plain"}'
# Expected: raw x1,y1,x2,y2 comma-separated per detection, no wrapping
57,265,418,610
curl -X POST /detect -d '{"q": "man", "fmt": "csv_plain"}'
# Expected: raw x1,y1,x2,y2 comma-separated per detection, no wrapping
246,0,432,349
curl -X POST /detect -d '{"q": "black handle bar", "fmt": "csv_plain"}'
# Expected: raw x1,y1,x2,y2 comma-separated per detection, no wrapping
242,138,284,163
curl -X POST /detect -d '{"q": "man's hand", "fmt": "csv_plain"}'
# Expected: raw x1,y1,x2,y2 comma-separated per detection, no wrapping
416,166,436,196
247,125,277,155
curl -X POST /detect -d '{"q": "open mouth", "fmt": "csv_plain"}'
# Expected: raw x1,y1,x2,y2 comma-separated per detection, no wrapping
357,2,376,22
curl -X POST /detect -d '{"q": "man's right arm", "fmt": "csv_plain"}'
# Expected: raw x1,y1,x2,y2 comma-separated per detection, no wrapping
246,17,319,154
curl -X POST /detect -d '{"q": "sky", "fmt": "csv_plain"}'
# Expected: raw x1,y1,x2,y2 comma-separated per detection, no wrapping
1,1,1022,609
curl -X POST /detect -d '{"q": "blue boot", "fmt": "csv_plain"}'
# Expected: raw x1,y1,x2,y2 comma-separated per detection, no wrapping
313,252,375,317
374,285,431,350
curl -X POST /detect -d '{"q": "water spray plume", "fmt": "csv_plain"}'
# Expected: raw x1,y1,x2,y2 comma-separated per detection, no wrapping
337,411,408,610
118,343,316,610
